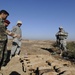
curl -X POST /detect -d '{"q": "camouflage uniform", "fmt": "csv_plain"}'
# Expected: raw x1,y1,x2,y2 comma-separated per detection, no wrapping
56,29,68,52
0,19,7,68
10,25,22,57
2,28,8,66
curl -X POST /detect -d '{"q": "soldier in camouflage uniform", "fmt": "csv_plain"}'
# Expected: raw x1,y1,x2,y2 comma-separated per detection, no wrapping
55,26,68,56
0,10,9,71
1,20,10,66
10,21,22,59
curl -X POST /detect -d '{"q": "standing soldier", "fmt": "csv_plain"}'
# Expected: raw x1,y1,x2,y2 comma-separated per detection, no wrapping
55,26,68,56
10,20,22,59
0,10,9,74
2,20,10,66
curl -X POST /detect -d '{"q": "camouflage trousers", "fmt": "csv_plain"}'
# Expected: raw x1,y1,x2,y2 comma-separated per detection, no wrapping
10,38,21,58
0,40,7,68
59,39,67,51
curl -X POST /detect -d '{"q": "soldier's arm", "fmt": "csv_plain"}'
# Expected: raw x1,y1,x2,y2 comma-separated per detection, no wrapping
6,30,20,38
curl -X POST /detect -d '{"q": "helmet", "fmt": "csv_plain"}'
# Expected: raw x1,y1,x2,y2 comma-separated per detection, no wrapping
4,20,10,24
59,26,63,29
17,20,22,24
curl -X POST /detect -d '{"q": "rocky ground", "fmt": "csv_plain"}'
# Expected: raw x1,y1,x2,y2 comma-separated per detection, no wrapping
1,40,75,75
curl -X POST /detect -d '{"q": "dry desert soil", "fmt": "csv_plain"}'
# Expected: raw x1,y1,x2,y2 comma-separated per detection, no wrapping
1,40,75,75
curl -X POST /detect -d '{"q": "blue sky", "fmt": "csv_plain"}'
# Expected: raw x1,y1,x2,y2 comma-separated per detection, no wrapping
0,0,75,40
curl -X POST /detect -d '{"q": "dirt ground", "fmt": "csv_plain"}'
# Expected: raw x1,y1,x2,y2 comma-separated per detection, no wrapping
1,39,75,75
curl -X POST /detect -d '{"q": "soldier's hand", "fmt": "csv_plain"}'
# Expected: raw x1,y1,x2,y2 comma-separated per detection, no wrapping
13,34,17,37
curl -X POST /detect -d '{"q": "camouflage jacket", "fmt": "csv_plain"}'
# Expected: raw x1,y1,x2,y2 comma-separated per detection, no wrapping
0,18,7,41
56,30,68,40
11,25,22,40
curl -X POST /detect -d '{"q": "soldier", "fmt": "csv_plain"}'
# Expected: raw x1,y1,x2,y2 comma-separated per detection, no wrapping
1,20,10,66
55,26,68,56
0,10,9,73
10,20,22,59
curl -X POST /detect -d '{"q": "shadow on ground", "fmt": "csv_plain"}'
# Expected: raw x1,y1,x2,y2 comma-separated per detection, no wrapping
41,48,54,53
41,47,75,62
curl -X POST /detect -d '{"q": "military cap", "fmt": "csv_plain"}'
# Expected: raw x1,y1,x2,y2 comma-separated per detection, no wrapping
17,20,22,24
4,20,10,24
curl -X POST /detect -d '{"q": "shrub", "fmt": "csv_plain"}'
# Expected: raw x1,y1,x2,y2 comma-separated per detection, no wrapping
53,41,75,59
66,41,75,59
